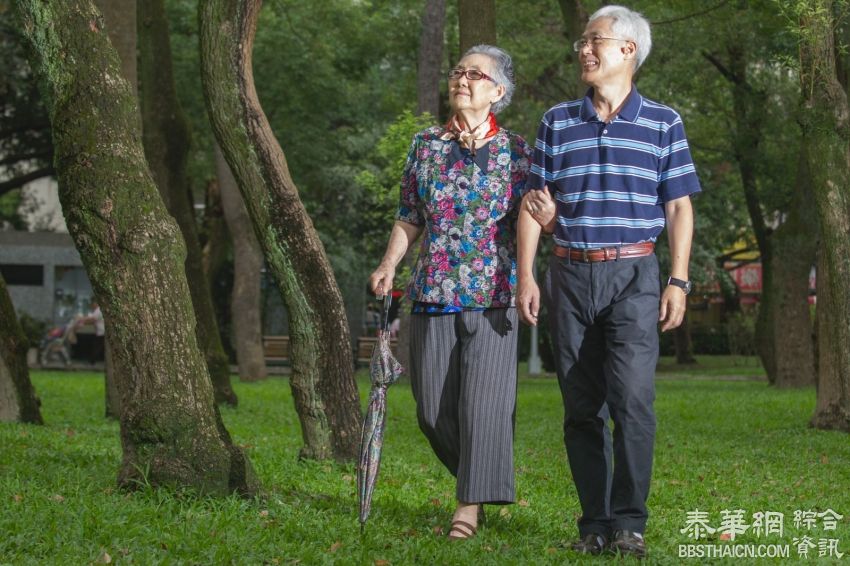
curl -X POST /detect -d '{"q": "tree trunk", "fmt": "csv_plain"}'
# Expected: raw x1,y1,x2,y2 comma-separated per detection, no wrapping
417,0,446,118
138,0,237,406
673,314,696,365
92,0,134,418
557,0,589,42
0,274,43,424
200,178,230,290
199,0,361,460
799,0,850,431
93,0,137,95
761,151,817,388
15,0,258,493
458,0,496,54
215,143,267,381
103,336,121,418
812,244,844,428
705,43,815,387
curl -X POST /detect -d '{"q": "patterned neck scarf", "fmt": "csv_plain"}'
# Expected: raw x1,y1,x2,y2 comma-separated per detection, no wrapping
441,112,499,155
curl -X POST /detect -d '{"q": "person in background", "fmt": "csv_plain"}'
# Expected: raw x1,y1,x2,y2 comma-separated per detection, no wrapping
79,300,105,365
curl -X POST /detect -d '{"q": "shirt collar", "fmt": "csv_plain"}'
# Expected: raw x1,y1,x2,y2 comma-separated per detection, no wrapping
579,85,642,122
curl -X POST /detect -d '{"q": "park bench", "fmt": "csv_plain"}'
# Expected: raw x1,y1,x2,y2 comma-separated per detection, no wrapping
262,335,398,367
262,335,290,365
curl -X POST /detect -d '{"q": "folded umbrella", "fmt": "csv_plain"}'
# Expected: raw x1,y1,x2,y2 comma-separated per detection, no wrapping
357,294,404,530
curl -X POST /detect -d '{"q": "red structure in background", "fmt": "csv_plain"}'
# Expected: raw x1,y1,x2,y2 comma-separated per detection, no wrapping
727,262,762,305
687,260,816,328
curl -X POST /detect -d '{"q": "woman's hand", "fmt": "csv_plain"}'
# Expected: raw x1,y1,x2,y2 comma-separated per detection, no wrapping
369,264,395,298
369,220,423,298
525,186,557,231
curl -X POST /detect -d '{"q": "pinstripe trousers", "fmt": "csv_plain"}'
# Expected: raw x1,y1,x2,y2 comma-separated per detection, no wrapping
409,308,519,504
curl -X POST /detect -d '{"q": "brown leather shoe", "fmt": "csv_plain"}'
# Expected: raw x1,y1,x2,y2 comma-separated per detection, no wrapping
570,533,608,555
610,530,647,558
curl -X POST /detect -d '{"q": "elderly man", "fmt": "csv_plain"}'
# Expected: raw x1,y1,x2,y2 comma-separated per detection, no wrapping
516,5,699,558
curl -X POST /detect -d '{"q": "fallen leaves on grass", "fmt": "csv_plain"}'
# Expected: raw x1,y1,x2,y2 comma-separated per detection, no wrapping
329,542,342,553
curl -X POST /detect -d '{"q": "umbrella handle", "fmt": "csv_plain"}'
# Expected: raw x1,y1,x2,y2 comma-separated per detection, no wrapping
380,293,392,332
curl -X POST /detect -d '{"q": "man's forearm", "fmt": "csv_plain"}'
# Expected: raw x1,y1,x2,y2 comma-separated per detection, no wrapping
665,197,694,280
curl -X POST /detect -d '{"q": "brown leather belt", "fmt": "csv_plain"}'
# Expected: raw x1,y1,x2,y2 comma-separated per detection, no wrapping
553,242,655,263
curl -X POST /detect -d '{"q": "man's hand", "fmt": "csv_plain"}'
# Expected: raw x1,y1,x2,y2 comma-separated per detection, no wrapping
525,186,557,230
659,285,686,331
368,265,395,298
517,277,541,326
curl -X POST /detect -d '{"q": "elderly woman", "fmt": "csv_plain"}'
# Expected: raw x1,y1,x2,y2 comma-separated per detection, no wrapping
369,45,532,540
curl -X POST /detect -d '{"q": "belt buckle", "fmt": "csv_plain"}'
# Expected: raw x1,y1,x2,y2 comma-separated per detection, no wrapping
582,248,590,262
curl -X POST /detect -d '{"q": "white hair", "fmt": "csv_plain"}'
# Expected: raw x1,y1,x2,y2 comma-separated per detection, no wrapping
589,5,652,70
461,45,515,114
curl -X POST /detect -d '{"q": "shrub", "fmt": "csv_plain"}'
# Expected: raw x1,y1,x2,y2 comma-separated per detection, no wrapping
18,313,47,349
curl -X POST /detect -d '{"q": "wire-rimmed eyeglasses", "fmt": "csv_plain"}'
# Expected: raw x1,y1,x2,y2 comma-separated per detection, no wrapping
573,35,633,52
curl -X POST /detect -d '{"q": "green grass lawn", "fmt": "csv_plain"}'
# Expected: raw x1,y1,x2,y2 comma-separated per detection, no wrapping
1,363,848,565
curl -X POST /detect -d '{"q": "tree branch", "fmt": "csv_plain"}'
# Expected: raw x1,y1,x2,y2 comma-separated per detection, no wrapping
653,0,731,26
0,167,54,197
702,50,739,85
0,122,51,140
0,151,52,167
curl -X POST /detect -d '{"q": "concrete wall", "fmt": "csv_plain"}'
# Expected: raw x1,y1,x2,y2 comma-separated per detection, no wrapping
0,231,84,324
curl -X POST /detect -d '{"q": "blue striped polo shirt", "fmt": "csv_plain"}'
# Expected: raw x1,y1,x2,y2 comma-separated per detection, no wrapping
529,86,701,249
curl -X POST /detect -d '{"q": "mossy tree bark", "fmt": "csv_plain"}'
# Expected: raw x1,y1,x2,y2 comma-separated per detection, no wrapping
215,143,267,381
199,0,361,460
138,0,237,405
15,0,258,492
92,0,134,419
0,274,43,424
799,0,850,431
458,0,496,54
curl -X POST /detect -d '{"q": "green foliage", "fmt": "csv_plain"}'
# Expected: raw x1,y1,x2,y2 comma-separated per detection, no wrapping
1,370,848,564
0,5,53,216
726,309,759,357
16,312,46,350
355,110,434,263
0,191,25,229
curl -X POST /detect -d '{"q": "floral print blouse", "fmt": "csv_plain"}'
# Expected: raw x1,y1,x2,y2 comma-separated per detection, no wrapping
397,126,532,308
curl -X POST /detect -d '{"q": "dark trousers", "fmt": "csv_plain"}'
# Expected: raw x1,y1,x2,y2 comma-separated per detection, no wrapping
543,253,660,536
409,308,519,504
90,335,105,364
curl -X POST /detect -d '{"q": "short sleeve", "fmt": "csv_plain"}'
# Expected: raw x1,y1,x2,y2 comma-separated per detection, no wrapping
657,117,701,202
527,114,552,191
510,134,533,202
395,134,424,225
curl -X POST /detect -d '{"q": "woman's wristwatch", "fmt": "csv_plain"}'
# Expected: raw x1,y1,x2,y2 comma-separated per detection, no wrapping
667,276,692,295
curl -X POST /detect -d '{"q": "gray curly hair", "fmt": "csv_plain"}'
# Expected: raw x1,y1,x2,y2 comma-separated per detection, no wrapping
459,44,515,114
